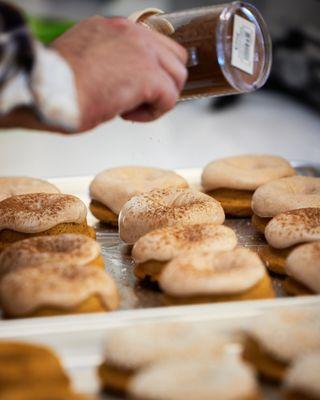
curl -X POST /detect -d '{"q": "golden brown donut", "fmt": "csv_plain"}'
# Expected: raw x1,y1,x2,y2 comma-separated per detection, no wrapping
0,193,95,251
242,308,320,382
202,155,295,217
132,224,237,282
89,166,188,225
119,188,225,244
0,176,60,202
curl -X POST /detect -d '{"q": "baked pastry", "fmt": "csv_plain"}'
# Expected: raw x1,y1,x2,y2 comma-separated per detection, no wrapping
283,352,320,400
284,241,320,295
0,341,70,391
0,193,95,252
252,176,320,233
0,263,119,318
89,166,188,226
0,176,60,202
128,354,261,400
259,208,320,274
119,188,225,244
242,307,320,381
0,234,104,277
159,248,275,304
132,224,237,282
202,155,295,217
98,322,235,393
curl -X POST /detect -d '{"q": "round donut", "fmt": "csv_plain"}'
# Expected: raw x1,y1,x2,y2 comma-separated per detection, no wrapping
0,234,102,276
119,188,225,244
265,208,320,249
0,193,87,234
285,241,320,294
252,176,320,218
202,155,295,191
0,177,60,202
159,248,266,297
90,166,188,215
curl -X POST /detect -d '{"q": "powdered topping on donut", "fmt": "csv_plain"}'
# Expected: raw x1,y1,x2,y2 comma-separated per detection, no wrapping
0,264,119,316
285,242,320,293
132,224,237,263
0,193,87,233
119,188,225,244
265,208,320,249
252,176,320,218
90,166,188,214
0,176,60,202
159,248,265,297
0,234,101,276
202,155,295,191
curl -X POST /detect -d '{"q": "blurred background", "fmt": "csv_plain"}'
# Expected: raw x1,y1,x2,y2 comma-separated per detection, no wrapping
1,0,319,177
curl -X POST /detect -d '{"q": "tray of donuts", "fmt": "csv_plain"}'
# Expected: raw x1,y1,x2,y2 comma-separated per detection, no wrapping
0,155,319,320
0,302,319,399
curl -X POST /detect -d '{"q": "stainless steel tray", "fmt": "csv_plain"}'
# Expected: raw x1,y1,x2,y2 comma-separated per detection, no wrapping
53,164,320,309
0,164,319,319
0,163,319,399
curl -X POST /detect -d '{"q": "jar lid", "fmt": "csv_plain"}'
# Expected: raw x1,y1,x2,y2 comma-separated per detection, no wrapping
129,8,164,23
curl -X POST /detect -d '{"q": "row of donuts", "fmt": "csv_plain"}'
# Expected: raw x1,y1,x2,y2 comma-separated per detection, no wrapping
1,153,319,313
97,305,320,399
1,305,319,399
88,155,320,299
0,341,93,399
0,178,120,317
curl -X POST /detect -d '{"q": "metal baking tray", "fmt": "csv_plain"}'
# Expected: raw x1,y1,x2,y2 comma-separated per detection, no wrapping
0,162,319,399
0,163,319,317
54,163,320,308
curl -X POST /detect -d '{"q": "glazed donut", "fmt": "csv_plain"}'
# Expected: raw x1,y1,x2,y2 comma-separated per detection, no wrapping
128,355,260,400
265,208,320,249
285,241,320,294
132,224,237,264
0,263,119,317
0,234,102,276
119,188,225,244
89,166,188,217
252,176,320,218
202,155,295,191
0,193,87,233
159,248,266,297
0,176,60,202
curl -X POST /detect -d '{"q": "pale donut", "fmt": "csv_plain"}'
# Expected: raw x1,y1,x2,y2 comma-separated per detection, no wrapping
0,234,101,277
284,352,320,399
128,354,260,400
265,208,320,249
252,176,320,218
102,322,235,371
89,166,188,215
0,264,119,317
159,248,265,297
285,241,320,293
0,176,60,202
245,308,320,363
201,155,295,191
119,188,225,244
132,224,237,264
0,193,87,233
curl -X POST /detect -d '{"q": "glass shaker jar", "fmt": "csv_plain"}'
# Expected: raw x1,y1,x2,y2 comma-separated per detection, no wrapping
130,2,272,100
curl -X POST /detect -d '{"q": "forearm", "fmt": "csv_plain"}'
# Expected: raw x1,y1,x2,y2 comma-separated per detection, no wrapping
0,4,187,133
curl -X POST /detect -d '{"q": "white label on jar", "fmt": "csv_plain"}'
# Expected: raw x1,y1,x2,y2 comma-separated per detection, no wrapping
231,15,256,75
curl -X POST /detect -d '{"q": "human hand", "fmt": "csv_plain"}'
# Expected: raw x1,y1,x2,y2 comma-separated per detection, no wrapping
53,16,188,131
